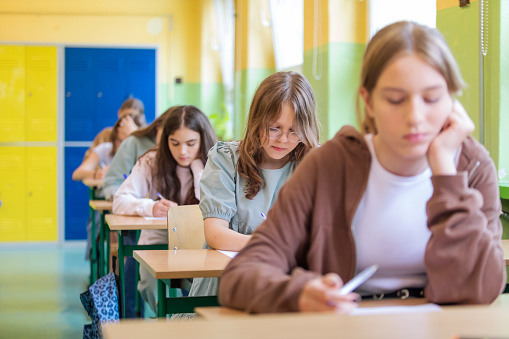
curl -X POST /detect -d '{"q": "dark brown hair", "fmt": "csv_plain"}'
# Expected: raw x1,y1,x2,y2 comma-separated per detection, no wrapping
148,106,217,205
118,97,147,127
238,71,320,199
131,109,172,140
358,21,465,134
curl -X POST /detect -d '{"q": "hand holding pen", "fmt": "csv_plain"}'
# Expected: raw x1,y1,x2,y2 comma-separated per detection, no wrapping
298,265,378,313
152,192,178,217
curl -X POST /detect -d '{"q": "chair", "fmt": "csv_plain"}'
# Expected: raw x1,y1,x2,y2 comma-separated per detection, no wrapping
167,204,205,250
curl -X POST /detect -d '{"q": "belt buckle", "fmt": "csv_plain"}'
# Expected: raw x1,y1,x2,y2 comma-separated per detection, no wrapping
372,293,384,300
397,288,410,300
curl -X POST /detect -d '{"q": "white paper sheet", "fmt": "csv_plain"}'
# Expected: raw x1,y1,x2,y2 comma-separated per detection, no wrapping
351,304,442,316
143,217,167,220
218,250,238,259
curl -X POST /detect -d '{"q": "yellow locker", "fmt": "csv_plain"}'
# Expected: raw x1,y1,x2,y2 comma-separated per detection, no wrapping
26,147,57,241
0,46,26,142
26,47,57,142
0,147,27,241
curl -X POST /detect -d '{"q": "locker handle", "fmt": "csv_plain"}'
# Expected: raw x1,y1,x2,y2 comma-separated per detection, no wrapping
97,92,103,98
0,199,2,207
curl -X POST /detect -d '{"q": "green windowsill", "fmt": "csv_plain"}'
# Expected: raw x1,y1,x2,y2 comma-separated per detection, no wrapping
501,184,509,201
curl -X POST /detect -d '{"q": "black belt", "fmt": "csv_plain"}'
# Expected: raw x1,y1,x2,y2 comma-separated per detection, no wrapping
361,288,425,301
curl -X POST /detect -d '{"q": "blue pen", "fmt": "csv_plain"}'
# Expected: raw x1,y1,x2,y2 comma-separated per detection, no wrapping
99,161,106,168
123,174,128,180
261,213,267,220
157,192,166,200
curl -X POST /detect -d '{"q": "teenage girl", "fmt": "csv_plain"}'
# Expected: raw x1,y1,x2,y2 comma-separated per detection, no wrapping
179,71,320,310
218,21,506,313
83,97,146,160
102,108,172,318
72,115,139,181
112,105,217,313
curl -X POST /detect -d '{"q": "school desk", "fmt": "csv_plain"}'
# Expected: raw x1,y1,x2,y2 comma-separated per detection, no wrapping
105,214,168,318
89,200,113,277
103,297,509,339
133,249,232,317
195,294,509,320
82,178,104,284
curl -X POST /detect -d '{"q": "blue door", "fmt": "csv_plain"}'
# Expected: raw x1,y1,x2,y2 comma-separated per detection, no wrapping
64,47,156,240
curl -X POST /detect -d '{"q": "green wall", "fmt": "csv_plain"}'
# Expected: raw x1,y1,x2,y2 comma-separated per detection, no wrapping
303,42,364,142
437,3,480,142
233,68,275,139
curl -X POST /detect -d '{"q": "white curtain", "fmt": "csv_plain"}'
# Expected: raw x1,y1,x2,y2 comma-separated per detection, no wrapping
368,0,436,39
269,0,304,71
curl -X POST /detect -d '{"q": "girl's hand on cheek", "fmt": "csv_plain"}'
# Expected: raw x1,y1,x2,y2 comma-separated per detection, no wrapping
427,100,474,175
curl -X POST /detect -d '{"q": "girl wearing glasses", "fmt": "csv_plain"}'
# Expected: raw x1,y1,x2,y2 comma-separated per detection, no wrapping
174,71,320,315
218,21,506,314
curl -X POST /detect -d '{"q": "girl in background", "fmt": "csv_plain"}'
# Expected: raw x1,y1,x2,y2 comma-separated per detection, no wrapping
218,21,506,314
112,105,217,313
84,97,146,160
102,108,173,318
72,115,139,181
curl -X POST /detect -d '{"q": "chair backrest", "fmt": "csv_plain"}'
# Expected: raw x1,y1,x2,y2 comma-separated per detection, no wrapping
167,205,205,250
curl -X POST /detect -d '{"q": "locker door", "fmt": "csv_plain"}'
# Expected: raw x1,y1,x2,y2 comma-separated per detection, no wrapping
26,47,57,142
64,147,89,240
96,49,127,130
65,48,96,141
26,147,57,241
0,147,26,241
126,49,156,122
0,46,26,142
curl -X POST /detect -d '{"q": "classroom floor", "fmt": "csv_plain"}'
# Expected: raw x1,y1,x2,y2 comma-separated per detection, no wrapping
0,243,90,339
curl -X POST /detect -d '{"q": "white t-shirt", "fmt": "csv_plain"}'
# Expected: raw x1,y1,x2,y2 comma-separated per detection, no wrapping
93,142,114,166
352,134,432,295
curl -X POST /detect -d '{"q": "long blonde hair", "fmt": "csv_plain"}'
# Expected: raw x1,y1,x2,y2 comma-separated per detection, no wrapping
238,71,320,199
357,21,465,134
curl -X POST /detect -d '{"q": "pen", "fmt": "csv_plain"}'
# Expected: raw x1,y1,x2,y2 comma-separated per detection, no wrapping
157,192,167,200
260,213,267,220
339,264,378,295
99,161,106,168
123,173,128,180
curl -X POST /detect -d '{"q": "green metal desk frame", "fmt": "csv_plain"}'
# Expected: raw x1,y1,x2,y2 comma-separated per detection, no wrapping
116,230,167,318
156,279,219,317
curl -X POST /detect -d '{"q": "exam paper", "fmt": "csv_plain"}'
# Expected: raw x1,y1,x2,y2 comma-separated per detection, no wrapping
351,304,442,316
218,250,238,258
143,217,167,220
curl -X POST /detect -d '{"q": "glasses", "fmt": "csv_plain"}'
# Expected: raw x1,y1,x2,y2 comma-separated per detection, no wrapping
268,128,301,143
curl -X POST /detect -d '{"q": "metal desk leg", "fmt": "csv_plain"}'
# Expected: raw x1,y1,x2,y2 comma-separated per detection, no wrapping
90,207,97,283
118,230,126,318
135,230,142,318
106,217,110,274
99,211,105,277
157,279,167,317
135,260,141,317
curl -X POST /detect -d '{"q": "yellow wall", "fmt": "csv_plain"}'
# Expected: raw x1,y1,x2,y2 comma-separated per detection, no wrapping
438,0,479,10
329,0,367,44
0,0,216,103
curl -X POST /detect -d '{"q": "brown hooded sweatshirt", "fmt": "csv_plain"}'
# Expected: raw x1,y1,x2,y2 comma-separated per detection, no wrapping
218,126,506,313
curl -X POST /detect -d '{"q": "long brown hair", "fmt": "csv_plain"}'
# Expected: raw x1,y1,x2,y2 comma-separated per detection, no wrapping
238,71,320,199
150,106,217,205
131,109,172,140
357,21,465,134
